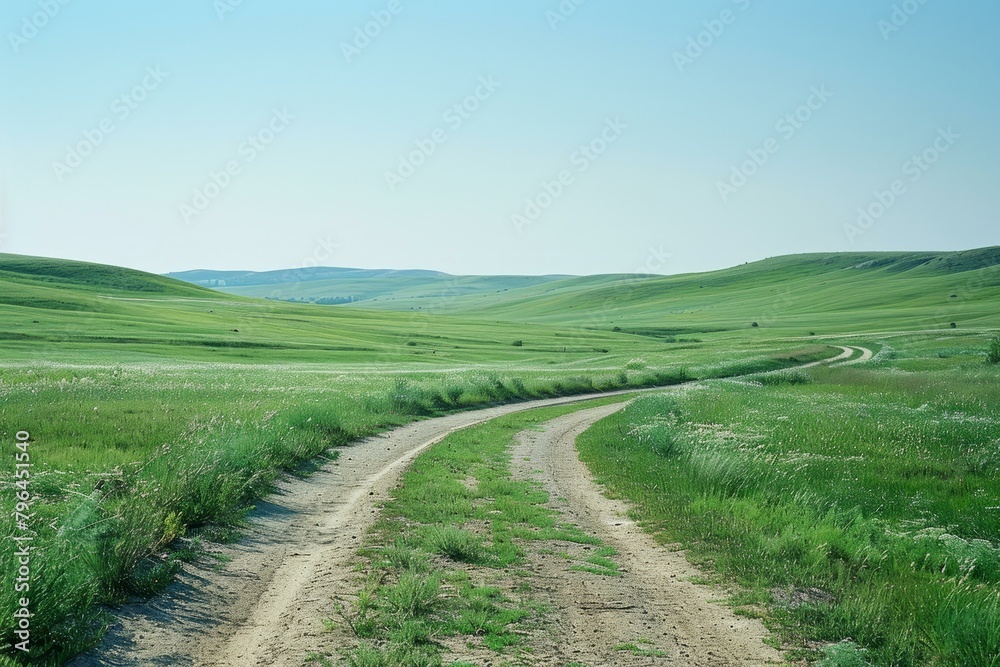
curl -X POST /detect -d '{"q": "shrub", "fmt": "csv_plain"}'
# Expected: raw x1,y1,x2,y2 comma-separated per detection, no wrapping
424,526,486,564
511,340,523,347
818,640,871,666
751,322,759,328
988,337,1000,365
748,369,813,386
381,572,443,620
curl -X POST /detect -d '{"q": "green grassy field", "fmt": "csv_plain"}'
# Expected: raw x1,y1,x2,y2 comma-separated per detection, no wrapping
577,331,1000,666
0,253,839,663
1,250,998,664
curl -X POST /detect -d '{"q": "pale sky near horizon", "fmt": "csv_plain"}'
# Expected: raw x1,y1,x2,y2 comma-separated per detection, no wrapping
0,1,996,277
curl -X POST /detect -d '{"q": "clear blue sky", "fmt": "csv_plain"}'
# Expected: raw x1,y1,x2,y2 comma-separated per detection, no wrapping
0,1,996,276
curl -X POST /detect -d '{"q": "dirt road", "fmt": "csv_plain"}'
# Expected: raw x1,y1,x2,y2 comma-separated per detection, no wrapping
509,404,783,666
69,390,645,667
799,344,870,367
73,347,863,666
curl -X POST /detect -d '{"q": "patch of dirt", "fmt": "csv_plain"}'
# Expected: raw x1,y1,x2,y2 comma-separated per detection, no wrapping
508,403,784,666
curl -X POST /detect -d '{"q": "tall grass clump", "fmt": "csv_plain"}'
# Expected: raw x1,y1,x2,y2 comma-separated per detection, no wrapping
988,336,1000,364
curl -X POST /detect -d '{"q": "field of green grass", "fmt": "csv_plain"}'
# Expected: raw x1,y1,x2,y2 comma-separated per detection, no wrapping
577,331,1000,666
1,250,997,665
0,253,838,663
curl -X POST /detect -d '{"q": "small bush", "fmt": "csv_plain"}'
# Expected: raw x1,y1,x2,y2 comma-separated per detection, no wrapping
988,337,1000,365
511,340,523,347
378,541,430,573
424,526,486,564
818,640,871,666
751,322,759,328
381,572,443,620
749,369,813,386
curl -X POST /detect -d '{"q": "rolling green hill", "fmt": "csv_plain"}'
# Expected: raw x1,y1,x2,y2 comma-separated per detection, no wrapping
3,249,997,368
0,254,667,367
340,248,1000,335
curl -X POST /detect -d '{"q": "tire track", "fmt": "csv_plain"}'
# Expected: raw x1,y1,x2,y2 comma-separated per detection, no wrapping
509,404,784,666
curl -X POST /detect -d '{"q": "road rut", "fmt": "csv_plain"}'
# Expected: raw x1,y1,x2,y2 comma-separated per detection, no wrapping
510,403,783,666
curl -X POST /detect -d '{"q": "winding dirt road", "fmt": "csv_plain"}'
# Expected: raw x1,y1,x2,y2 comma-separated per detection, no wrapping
71,345,867,666
800,345,872,368
70,390,645,667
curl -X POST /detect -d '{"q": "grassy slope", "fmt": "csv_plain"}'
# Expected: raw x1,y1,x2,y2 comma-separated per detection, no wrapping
345,248,1000,335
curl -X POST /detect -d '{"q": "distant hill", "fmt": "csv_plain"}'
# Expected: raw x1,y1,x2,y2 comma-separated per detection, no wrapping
0,254,648,366
378,247,999,333
166,266,450,288
159,247,1000,335
167,267,581,305
2,248,996,362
